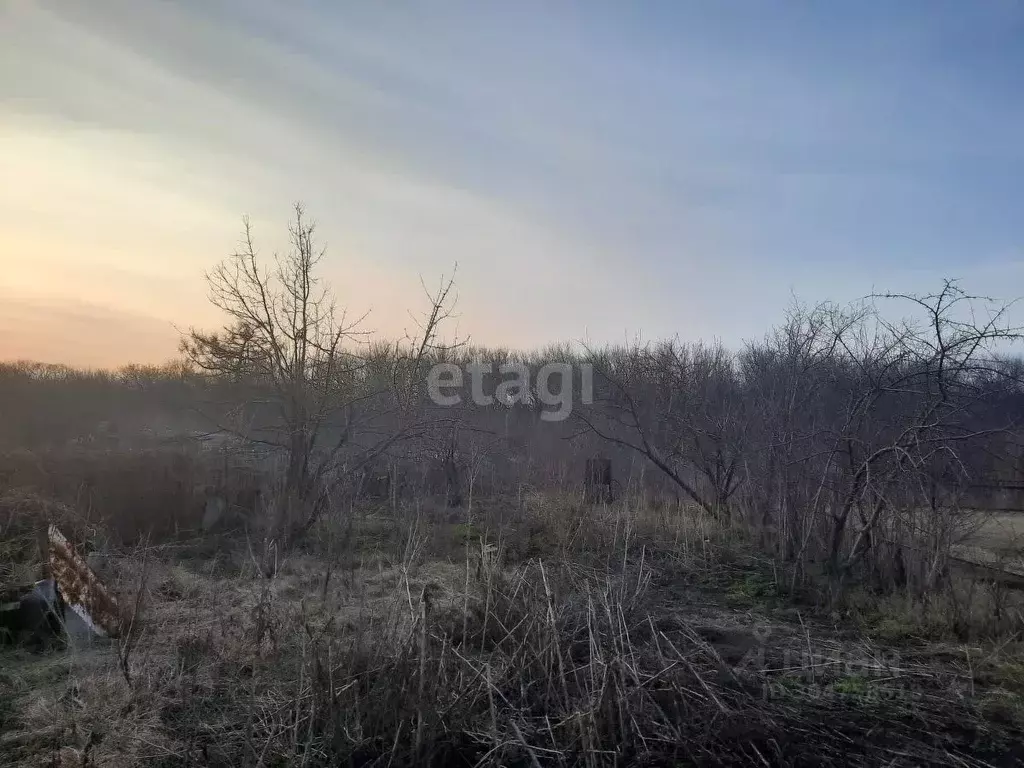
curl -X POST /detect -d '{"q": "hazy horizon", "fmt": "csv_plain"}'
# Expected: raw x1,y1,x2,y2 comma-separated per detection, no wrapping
3,1,1022,368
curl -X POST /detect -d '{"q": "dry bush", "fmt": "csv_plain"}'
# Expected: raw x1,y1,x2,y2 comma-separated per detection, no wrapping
0,447,265,549
0,490,95,585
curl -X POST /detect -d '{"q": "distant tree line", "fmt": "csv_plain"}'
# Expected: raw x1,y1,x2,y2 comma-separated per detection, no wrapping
3,205,1022,603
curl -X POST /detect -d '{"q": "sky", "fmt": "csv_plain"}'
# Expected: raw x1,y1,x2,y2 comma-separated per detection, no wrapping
1,1,1022,368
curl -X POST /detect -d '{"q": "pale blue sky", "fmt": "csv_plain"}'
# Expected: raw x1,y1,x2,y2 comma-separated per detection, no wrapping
1,1,1022,366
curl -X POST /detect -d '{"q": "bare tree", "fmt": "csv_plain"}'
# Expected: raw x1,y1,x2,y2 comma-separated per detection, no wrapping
740,282,1023,598
575,340,747,519
182,204,459,541
576,281,1023,602
819,282,1023,595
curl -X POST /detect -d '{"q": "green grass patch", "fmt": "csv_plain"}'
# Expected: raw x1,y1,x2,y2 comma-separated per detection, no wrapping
725,571,782,607
832,674,872,697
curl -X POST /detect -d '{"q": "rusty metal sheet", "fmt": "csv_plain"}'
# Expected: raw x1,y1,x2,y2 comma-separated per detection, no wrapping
47,525,120,638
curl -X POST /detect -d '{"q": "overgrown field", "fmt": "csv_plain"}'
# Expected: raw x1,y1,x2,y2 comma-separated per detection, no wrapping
4,481,1024,767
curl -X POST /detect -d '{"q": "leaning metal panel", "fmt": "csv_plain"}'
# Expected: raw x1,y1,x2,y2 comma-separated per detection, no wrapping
47,524,120,638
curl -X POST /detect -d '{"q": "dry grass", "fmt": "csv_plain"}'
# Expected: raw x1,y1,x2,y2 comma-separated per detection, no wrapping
3,490,1024,767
